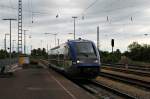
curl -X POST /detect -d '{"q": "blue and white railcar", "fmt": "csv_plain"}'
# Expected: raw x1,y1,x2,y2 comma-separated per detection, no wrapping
48,38,101,79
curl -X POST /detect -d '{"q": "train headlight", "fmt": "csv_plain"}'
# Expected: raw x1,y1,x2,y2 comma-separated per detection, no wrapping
77,60,83,63
77,60,80,63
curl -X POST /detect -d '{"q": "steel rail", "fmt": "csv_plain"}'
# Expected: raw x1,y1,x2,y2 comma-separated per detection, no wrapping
73,79,136,99
90,80,136,99
102,63,150,71
102,66,150,77
99,72,150,90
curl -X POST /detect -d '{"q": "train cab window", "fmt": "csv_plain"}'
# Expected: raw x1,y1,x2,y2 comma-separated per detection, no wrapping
75,42,97,58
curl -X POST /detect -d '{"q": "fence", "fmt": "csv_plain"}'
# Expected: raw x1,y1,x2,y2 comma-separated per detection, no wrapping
0,58,18,73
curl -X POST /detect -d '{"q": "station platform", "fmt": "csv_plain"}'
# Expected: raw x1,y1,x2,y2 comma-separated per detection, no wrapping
0,65,95,99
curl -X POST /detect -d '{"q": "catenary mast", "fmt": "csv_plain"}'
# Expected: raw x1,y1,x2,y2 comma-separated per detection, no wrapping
18,0,23,53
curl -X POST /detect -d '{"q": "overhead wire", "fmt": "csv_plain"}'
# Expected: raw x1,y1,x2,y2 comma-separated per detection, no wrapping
81,0,99,19
82,0,99,14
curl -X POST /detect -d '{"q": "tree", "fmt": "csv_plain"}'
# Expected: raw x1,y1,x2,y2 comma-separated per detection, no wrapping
0,50,9,59
126,42,150,62
128,42,141,51
31,48,48,59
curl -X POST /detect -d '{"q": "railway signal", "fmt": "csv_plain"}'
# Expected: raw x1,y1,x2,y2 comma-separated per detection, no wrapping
111,39,114,53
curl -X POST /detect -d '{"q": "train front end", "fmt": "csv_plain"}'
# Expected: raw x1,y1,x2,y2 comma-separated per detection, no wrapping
68,39,101,79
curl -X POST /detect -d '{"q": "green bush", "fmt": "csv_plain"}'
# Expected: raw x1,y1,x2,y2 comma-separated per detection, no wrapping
99,49,121,63
125,42,150,63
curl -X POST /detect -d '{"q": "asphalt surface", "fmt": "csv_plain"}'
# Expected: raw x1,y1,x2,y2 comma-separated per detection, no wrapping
0,65,95,99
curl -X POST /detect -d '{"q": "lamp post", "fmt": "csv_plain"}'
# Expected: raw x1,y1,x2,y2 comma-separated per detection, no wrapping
12,40,16,52
72,16,78,40
29,35,32,54
97,26,100,49
3,18,17,65
23,30,28,54
4,34,10,51
57,39,60,46
40,40,43,49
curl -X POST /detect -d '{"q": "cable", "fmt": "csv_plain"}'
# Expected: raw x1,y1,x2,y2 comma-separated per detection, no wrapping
81,0,99,18
84,0,99,13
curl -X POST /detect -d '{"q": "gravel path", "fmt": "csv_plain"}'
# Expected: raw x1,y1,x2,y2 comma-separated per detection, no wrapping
96,76,150,99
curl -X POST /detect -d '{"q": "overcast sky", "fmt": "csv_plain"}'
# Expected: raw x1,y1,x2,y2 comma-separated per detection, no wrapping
0,0,150,53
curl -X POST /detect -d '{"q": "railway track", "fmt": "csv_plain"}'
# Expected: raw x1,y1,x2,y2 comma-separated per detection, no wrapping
102,64,150,72
73,79,136,99
40,60,149,99
99,72,150,90
102,66,150,77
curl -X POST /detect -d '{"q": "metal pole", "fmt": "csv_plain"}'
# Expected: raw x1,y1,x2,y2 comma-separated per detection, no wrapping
4,35,6,51
12,40,14,52
112,47,114,53
12,40,16,52
74,18,75,40
29,35,32,54
47,44,48,53
72,16,77,40
55,34,56,46
44,33,47,51
97,26,99,49
2,18,17,65
31,45,32,51
23,30,28,54
4,38,6,51
18,0,23,54
24,31,25,54
4,34,9,51
10,20,11,64
41,40,43,49
57,39,60,46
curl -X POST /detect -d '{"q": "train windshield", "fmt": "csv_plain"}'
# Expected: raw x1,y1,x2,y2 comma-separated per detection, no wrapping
75,42,97,58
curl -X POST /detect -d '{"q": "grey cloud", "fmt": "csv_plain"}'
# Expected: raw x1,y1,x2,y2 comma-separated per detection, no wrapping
0,0,150,52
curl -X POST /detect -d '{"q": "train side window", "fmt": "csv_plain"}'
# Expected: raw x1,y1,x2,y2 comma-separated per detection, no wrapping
64,46,70,60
